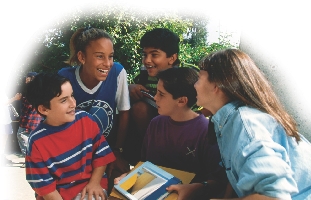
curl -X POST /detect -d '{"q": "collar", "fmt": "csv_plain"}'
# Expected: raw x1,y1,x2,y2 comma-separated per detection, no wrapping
211,100,244,132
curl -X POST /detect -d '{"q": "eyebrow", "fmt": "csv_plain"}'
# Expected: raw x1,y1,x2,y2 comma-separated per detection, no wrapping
157,89,165,95
143,49,160,54
93,51,114,54
58,96,68,102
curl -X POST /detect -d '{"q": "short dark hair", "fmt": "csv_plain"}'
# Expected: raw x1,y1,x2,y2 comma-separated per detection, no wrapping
140,28,180,65
25,72,69,113
157,67,198,108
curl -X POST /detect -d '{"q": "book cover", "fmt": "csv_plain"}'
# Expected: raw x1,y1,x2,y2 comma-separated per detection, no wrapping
114,161,182,200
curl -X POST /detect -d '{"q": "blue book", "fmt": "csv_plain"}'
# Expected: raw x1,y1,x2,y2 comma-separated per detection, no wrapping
114,161,182,200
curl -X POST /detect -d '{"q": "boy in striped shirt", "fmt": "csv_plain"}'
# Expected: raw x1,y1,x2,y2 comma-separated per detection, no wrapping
25,73,115,200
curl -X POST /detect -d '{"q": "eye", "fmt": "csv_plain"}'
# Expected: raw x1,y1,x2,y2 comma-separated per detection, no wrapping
152,54,159,57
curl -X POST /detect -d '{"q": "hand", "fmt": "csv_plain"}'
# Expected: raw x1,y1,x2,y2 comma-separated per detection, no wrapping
80,183,107,200
14,93,22,101
106,152,130,178
166,183,202,200
113,172,128,184
129,84,148,102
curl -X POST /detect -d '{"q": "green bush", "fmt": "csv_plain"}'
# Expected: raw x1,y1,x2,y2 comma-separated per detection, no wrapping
16,6,235,85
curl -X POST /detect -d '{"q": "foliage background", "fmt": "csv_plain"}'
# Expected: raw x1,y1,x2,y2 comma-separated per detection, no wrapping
12,5,235,91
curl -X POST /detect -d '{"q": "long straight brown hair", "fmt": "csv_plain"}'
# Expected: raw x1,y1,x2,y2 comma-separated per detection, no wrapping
200,49,300,142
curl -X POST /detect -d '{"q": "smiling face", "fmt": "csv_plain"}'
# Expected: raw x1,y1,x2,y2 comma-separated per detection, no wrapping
142,47,176,77
78,38,114,89
154,79,179,116
42,81,76,126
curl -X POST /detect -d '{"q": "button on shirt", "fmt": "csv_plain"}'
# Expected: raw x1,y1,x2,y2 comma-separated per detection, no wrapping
212,101,311,200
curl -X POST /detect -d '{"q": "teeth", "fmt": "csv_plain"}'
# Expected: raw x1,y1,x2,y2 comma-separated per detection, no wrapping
146,66,154,69
98,69,108,73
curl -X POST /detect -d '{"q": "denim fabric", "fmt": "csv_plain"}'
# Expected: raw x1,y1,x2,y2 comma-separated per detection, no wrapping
212,101,311,200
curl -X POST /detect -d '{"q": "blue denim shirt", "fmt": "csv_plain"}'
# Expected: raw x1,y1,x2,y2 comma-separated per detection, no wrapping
212,101,311,200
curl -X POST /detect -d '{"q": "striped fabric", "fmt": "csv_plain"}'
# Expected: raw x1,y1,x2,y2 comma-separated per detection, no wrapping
26,110,116,200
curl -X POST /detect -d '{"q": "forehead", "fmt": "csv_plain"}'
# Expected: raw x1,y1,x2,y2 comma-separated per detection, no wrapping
156,79,165,90
56,81,72,96
86,38,113,51
143,47,166,54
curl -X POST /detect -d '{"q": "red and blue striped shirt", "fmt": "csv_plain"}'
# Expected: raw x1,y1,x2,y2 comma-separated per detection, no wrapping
25,110,115,200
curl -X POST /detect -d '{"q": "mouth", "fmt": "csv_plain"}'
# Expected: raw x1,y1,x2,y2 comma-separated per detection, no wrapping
67,109,75,115
145,65,156,69
97,68,109,74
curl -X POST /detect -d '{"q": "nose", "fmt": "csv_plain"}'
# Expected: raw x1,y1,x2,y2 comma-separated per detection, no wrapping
143,54,151,65
70,97,76,108
154,92,158,102
102,57,112,68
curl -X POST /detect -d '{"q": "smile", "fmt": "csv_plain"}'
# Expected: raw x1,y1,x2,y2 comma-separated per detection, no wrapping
145,66,155,69
97,69,109,73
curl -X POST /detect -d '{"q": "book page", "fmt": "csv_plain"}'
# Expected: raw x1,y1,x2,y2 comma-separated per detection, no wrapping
132,168,166,199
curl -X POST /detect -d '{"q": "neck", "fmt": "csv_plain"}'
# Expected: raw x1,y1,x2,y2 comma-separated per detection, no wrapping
170,108,199,122
79,66,100,89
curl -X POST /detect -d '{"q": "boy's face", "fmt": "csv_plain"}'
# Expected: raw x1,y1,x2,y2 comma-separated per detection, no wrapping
44,81,76,126
154,79,179,116
142,47,176,77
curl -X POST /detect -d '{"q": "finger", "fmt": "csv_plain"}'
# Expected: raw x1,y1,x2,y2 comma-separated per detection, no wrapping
99,192,106,200
166,184,178,192
140,85,149,92
88,192,93,200
114,177,121,184
80,188,86,200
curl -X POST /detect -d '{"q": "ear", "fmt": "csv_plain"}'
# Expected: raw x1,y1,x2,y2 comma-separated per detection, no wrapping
177,96,188,107
168,53,178,65
77,51,85,65
38,105,49,116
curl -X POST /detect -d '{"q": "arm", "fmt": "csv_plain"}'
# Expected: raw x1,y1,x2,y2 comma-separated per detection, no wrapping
6,93,22,105
43,190,63,200
115,110,129,149
107,110,130,177
80,166,108,200
128,84,148,102
211,193,278,200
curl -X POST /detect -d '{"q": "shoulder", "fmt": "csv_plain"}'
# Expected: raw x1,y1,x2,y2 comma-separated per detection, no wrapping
58,66,76,74
112,62,125,71
178,62,200,72
75,109,96,122
150,115,167,124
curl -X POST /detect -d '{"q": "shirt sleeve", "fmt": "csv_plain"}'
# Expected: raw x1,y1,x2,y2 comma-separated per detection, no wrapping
26,144,56,196
234,139,298,199
115,68,130,111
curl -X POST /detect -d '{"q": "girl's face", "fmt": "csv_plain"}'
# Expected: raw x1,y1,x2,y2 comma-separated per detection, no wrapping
142,47,176,77
154,79,179,116
194,70,217,113
44,81,76,126
79,38,114,87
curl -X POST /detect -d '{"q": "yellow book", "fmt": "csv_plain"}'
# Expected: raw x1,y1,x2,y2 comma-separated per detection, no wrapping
110,161,195,200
